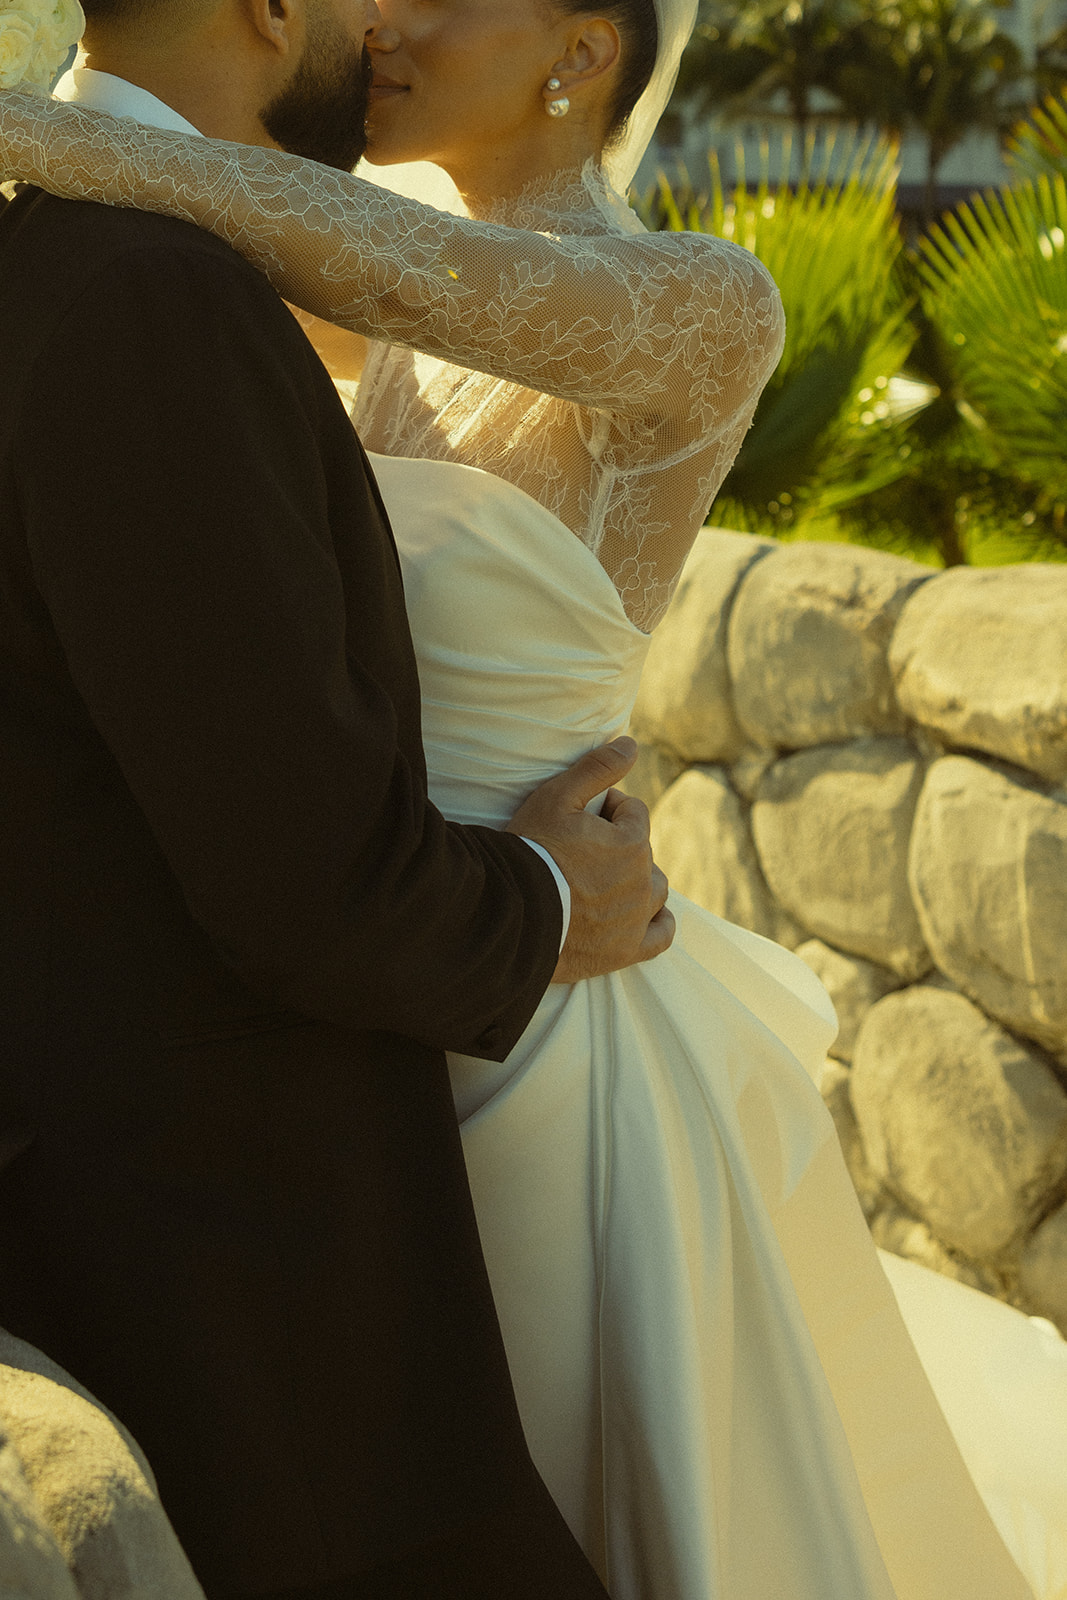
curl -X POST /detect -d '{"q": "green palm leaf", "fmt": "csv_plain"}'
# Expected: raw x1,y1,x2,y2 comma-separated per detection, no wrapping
1006,90,1067,184
640,126,914,526
920,175,1067,503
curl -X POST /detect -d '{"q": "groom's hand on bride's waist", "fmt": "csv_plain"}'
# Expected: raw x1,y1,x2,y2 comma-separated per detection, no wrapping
505,737,675,982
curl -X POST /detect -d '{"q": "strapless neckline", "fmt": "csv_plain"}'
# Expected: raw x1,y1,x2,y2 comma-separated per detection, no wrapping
365,452,651,830
367,451,652,640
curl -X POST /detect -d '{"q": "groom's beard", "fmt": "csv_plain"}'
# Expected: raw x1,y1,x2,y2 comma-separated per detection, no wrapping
263,27,373,173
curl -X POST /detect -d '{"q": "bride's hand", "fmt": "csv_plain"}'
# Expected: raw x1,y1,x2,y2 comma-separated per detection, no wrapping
506,737,675,982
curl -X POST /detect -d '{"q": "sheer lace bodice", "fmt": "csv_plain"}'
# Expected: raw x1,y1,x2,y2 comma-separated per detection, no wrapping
0,94,784,628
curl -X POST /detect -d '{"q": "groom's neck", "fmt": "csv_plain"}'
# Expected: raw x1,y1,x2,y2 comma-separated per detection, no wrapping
82,28,282,149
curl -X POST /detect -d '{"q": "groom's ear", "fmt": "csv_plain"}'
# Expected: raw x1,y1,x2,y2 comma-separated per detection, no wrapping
246,0,304,57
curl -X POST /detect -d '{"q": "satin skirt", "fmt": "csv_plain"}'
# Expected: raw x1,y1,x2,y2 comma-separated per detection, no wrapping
450,894,1059,1600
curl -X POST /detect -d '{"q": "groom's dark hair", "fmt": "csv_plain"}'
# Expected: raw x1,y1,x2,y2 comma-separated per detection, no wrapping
79,0,213,27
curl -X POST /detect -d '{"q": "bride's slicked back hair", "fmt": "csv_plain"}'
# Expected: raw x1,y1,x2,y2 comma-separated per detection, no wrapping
552,0,658,143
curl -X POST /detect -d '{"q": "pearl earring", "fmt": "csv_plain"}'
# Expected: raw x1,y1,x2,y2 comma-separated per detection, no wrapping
545,77,570,118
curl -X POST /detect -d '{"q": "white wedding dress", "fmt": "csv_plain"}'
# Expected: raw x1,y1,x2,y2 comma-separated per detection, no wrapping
3,86,1065,1600
368,448,1066,1600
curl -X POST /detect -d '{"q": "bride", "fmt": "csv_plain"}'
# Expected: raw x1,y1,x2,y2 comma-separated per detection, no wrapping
2,0,1065,1594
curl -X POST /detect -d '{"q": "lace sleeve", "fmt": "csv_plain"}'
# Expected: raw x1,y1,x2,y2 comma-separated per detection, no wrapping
0,92,784,468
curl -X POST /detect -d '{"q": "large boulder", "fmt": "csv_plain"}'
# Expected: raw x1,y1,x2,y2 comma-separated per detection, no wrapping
794,940,903,1062
868,1202,1004,1296
726,541,929,750
0,1329,205,1599
728,744,777,802
650,765,802,946
851,986,1067,1260
0,1422,80,1599
908,756,1067,1053
751,738,931,979
629,529,774,763
1018,1201,1067,1336
890,564,1067,784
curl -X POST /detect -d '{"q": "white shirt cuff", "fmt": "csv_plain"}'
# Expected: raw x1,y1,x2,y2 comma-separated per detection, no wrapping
520,838,571,953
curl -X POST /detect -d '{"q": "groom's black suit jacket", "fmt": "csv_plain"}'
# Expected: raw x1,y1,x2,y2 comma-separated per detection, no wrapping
0,191,605,1598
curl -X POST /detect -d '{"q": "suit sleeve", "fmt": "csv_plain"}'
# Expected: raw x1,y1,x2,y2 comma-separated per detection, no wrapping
17,233,561,1060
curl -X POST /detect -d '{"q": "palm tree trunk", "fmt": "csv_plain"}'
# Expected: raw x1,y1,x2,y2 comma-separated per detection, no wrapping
923,162,937,226
923,139,947,227
931,477,966,565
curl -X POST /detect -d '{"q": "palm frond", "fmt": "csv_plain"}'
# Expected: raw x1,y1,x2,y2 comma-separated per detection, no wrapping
640,126,913,522
920,175,1067,503
1006,91,1067,183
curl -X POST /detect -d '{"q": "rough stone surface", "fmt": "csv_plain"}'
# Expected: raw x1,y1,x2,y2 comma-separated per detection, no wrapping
629,529,774,763
0,1329,205,1599
630,547,1067,1327
650,766,803,947
1018,1201,1067,1335
0,1424,80,1599
795,941,904,1062
727,541,929,749
851,986,1067,1260
752,738,932,979
819,1059,883,1215
909,756,1067,1053
616,741,685,813
890,563,1067,783
728,743,777,802
869,1202,1005,1296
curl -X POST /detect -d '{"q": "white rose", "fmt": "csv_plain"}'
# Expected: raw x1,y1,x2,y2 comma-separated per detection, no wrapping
0,9,38,90
38,0,83,53
30,28,66,81
52,0,85,48
26,39,60,91
24,0,84,91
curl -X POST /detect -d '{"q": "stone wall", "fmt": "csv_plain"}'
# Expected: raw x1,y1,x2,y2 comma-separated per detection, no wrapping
0,1328,205,1598
626,531,1067,1335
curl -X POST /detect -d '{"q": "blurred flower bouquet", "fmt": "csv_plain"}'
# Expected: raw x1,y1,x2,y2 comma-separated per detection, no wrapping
0,0,84,94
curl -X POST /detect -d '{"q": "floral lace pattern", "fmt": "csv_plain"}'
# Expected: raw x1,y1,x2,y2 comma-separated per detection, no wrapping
0,93,785,629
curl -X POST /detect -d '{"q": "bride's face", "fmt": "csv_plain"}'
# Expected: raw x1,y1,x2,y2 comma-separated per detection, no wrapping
364,0,572,168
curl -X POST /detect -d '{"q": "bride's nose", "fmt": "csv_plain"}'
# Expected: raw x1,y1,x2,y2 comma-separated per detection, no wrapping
367,16,402,51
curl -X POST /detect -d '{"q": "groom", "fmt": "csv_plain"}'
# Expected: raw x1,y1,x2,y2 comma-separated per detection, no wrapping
0,0,672,1595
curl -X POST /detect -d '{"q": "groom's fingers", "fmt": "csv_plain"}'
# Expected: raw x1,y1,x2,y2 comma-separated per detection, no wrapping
506,749,643,845
638,903,676,962
521,736,638,819
598,786,651,831
507,738,678,980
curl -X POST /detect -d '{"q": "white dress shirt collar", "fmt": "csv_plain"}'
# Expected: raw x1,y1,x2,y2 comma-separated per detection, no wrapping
53,66,203,138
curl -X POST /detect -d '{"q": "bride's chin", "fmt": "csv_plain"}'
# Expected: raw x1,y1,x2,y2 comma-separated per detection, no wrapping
360,150,411,167
363,116,453,172
361,143,454,179
362,133,426,168
355,147,465,210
